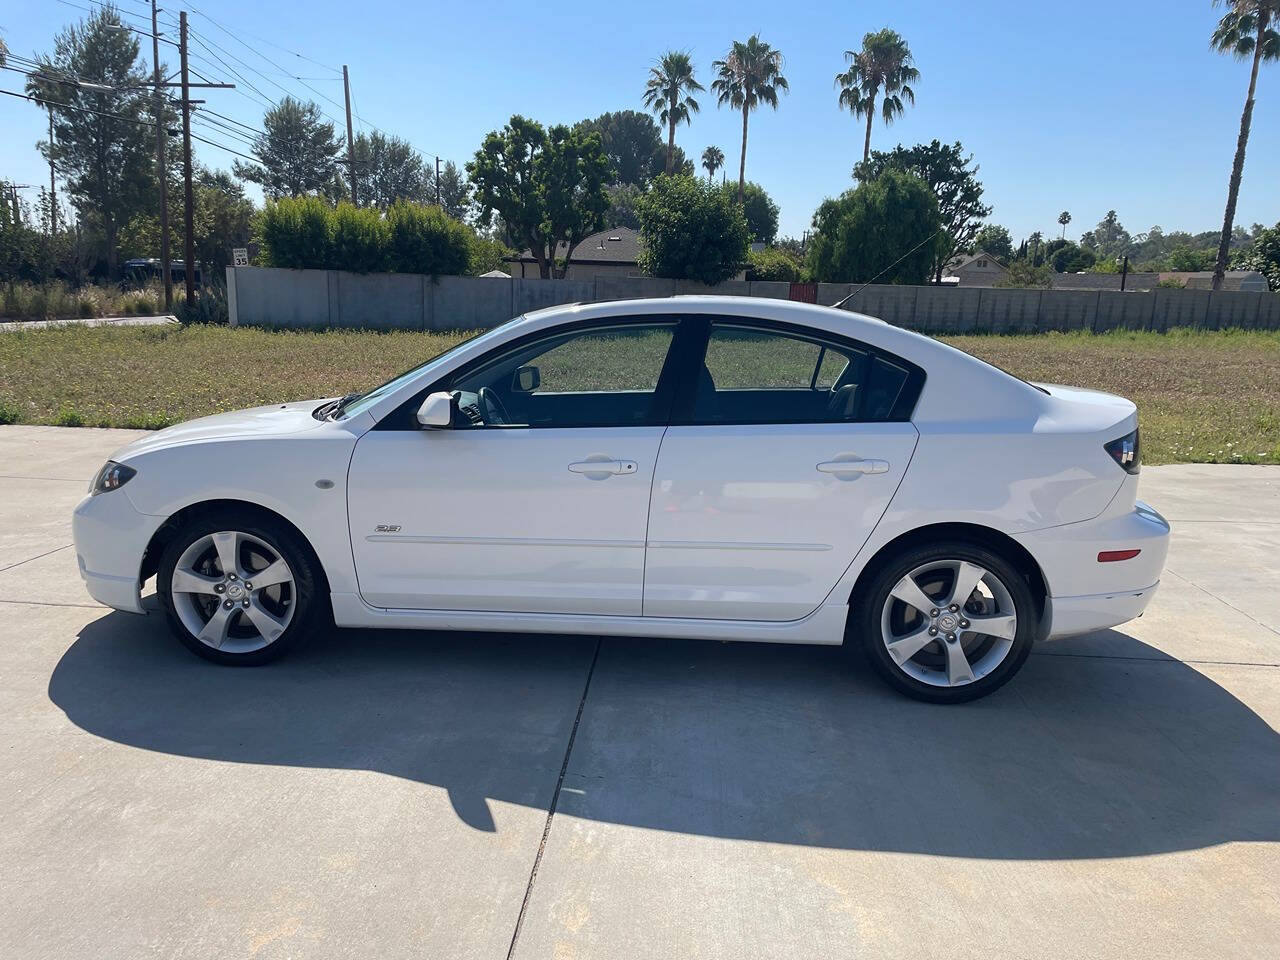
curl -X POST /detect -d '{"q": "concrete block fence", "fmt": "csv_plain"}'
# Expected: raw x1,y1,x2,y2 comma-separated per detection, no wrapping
227,266,1280,333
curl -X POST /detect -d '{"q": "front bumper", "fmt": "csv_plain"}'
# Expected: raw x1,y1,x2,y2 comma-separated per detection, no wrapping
1016,500,1171,640
72,488,165,614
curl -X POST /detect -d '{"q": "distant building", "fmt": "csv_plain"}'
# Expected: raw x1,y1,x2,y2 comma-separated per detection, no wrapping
509,227,643,280
943,250,1010,287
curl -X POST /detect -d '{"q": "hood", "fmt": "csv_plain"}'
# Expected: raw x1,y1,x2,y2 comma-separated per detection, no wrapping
111,399,333,461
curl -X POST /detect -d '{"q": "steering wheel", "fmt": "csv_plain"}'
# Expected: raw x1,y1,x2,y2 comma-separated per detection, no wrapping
477,386,511,426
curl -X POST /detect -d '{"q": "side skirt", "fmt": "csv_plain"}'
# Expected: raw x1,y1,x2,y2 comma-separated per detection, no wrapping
329,593,850,646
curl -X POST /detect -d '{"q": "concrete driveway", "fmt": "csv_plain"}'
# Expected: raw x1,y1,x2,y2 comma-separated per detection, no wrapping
1,424,1276,960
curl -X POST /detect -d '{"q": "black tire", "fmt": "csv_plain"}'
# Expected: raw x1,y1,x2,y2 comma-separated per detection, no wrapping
157,508,327,665
849,539,1037,704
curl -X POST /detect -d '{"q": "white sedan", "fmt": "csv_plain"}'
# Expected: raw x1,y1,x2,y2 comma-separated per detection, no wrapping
72,297,1169,703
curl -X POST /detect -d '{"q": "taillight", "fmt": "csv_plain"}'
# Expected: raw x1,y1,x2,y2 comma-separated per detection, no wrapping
1104,428,1140,474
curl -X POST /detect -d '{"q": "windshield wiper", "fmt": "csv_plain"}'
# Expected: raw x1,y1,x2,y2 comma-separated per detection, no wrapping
315,392,361,421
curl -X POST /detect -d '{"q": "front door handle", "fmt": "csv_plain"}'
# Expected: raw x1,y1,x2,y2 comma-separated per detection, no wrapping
816,458,889,478
568,458,638,478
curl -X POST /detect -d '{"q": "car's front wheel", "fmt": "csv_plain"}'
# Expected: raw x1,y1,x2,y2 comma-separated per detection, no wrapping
157,511,325,665
851,540,1037,703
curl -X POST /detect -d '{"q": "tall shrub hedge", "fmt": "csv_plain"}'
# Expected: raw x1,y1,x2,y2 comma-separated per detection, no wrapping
256,196,475,275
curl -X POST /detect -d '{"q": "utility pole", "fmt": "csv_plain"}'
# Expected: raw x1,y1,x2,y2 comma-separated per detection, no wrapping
179,11,195,307
152,0,172,310
47,107,57,234
435,156,441,206
342,64,357,206
1119,254,1130,292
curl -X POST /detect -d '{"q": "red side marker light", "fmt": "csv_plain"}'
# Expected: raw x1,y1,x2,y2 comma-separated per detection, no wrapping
1098,549,1141,562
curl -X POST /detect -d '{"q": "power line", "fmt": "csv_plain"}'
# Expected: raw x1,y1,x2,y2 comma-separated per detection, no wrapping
183,1,342,76
187,129,255,162
0,86,160,129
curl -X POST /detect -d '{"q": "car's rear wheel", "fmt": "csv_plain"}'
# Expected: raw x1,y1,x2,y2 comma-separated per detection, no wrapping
851,540,1036,703
157,511,325,665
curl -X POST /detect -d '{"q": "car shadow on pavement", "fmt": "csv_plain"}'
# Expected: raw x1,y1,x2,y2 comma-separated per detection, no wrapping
49,610,1280,860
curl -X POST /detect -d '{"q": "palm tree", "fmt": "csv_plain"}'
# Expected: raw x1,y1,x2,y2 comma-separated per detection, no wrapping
835,28,919,163
1209,1,1278,289
712,36,789,203
701,145,724,181
1058,210,1072,239
643,51,704,175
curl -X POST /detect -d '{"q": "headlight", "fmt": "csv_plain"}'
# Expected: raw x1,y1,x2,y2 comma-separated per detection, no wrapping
90,461,137,495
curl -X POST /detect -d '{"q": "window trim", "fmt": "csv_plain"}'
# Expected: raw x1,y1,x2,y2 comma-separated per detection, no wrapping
668,316,927,427
373,315,696,431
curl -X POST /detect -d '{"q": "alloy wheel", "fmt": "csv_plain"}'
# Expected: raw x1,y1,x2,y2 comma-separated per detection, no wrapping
879,559,1018,688
170,530,296,653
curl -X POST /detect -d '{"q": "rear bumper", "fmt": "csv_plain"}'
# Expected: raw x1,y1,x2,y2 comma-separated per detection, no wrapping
71,489,164,615
1016,499,1170,640
1043,580,1160,639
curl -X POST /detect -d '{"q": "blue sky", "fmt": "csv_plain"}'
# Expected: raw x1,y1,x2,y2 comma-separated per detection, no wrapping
2,0,1277,243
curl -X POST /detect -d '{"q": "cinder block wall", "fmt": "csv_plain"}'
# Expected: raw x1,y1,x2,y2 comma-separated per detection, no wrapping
226,267,1280,333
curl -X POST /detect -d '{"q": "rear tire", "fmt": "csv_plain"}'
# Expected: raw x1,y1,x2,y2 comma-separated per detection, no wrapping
157,509,326,665
850,539,1036,703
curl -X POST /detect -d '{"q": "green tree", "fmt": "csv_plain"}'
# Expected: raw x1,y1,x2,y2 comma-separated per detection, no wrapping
1047,241,1096,273
425,160,472,222
808,169,941,284
1209,1,1279,289
746,246,803,282
636,174,749,283
1168,244,1216,271
808,168,942,284
972,223,1014,261
26,6,156,274
643,51,704,175
854,140,989,282
350,131,429,208
997,259,1053,288
701,145,724,181
717,181,779,244
604,183,643,230
232,97,342,200
573,110,663,186
385,200,472,275
467,115,610,279
835,28,920,163
1080,210,1131,257
1231,220,1280,288
712,35,789,203
1057,210,1072,239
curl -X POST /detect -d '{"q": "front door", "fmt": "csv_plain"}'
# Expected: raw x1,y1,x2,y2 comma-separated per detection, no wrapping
348,320,680,614
644,320,921,621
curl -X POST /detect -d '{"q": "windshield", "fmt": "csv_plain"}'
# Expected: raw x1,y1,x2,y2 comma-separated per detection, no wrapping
336,317,526,420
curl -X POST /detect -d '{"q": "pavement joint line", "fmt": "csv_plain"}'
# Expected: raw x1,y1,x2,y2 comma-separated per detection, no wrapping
0,474,88,483
1031,651,1279,668
1165,567,1280,639
505,637,602,960
0,597,102,609
0,543,73,574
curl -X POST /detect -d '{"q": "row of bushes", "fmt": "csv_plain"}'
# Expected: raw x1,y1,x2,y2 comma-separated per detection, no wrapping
256,197,508,276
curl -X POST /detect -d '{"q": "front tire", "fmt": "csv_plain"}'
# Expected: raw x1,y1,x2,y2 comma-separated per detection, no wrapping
850,540,1036,703
157,510,325,665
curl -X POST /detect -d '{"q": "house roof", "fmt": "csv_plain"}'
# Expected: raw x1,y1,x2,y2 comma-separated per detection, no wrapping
946,250,1009,272
511,226,640,264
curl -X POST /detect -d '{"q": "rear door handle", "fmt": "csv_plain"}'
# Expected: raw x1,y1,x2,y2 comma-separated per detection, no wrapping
816,458,889,478
568,459,638,477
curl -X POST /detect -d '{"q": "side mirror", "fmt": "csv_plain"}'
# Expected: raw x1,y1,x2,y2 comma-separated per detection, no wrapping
416,391,455,429
512,365,541,393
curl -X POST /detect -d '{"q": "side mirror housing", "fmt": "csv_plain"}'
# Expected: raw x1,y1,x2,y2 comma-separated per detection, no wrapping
512,365,540,393
416,391,455,429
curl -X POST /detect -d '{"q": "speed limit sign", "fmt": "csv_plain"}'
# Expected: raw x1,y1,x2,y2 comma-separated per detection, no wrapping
232,248,249,267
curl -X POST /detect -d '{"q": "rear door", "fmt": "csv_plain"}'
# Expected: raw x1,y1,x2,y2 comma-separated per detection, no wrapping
643,319,921,621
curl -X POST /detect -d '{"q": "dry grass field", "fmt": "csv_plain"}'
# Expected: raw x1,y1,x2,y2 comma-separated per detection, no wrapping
0,323,1276,463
